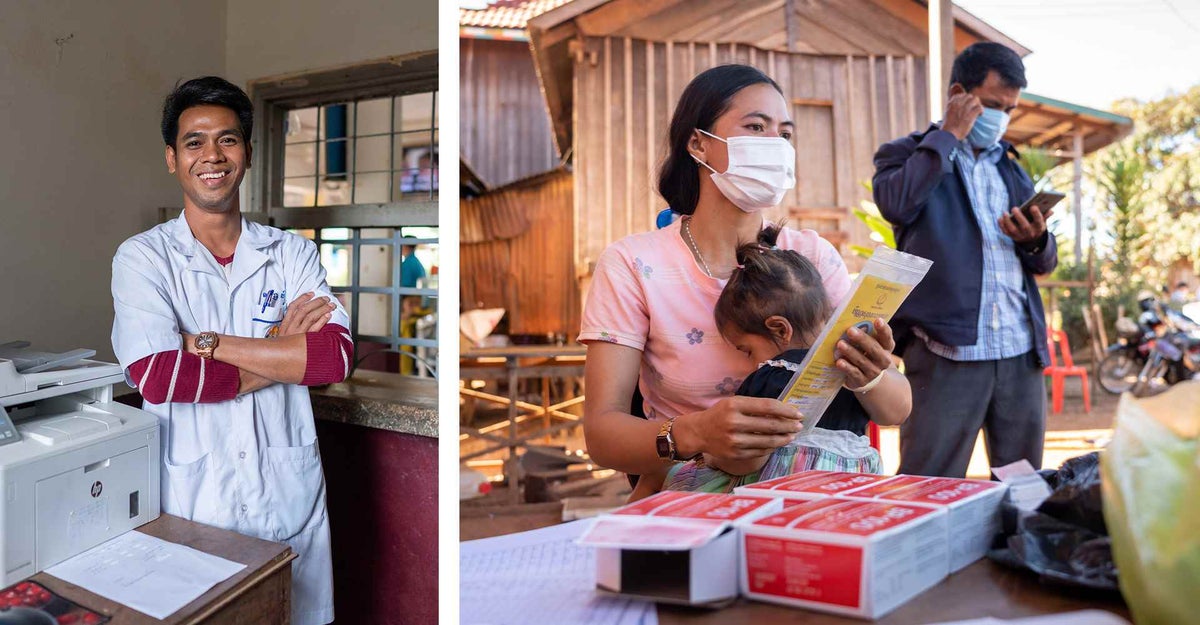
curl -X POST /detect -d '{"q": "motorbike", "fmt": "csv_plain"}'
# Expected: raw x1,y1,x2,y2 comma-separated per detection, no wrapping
1097,315,1152,394
1099,297,1200,396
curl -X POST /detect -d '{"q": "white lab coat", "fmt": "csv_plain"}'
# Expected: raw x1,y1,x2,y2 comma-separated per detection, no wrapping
111,212,348,625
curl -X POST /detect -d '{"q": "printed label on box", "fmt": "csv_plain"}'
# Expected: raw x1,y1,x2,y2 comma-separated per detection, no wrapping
753,498,938,536
744,535,863,608
743,471,891,495
583,491,782,550
852,476,1002,505
612,490,700,517
611,491,777,522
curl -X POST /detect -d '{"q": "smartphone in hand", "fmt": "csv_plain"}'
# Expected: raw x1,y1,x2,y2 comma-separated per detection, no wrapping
1019,190,1065,220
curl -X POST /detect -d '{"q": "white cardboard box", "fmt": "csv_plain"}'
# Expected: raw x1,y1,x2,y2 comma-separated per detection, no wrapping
741,497,949,619
578,490,783,606
840,475,1007,572
733,470,892,503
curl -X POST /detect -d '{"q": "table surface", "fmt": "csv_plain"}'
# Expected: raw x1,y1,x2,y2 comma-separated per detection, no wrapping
657,559,1131,624
33,514,295,625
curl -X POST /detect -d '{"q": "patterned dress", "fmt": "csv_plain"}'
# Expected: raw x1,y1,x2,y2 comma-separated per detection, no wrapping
664,348,883,493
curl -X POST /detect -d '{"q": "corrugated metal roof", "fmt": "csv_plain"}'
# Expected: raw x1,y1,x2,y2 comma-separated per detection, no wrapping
460,0,574,29
1022,92,1133,127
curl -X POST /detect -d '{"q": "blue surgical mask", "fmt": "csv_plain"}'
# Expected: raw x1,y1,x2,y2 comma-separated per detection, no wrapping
967,107,1010,149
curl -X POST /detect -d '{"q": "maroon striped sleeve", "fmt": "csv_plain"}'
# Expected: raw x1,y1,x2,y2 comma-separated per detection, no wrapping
301,324,354,385
126,350,240,404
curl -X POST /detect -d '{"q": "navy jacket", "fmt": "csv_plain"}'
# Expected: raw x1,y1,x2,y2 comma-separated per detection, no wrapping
872,125,1056,367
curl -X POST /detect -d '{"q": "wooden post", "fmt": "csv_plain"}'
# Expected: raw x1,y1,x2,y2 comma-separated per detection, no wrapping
785,0,797,53
507,357,520,504
927,0,954,120
1073,130,1085,262
1087,232,1096,310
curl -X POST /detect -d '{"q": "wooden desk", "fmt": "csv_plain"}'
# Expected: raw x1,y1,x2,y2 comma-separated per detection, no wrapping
461,345,588,503
658,560,1131,624
32,515,295,625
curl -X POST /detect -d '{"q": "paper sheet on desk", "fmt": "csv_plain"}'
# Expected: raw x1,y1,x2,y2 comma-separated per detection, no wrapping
460,520,657,625
778,247,931,434
45,531,245,620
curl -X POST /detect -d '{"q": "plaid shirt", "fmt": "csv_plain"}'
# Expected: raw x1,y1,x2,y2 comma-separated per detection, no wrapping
917,141,1034,361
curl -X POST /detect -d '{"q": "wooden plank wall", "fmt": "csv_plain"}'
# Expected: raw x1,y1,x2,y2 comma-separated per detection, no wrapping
460,170,580,337
460,38,560,188
574,36,928,275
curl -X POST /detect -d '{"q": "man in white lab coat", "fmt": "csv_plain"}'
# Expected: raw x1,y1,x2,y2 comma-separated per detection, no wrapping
110,77,353,625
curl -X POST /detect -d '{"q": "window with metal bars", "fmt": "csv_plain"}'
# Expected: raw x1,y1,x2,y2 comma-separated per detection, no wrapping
280,93,438,207
286,226,439,377
249,54,439,378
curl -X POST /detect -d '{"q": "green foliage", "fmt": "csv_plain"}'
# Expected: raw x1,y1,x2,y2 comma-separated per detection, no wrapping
1046,83,1200,355
849,180,895,258
1098,84,1200,280
1093,144,1149,287
1019,147,1058,191
850,198,896,258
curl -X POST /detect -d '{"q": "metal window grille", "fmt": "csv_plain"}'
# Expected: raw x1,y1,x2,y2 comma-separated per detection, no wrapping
288,226,439,377
280,92,439,208
254,57,440,378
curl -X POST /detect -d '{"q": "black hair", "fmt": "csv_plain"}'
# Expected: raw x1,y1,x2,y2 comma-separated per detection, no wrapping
713,222,831,348
161,76,254,147
950,42,1027,92
657,65,783,215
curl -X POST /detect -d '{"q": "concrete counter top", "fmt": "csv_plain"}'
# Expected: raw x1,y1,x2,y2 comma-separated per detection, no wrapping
310,370,437,438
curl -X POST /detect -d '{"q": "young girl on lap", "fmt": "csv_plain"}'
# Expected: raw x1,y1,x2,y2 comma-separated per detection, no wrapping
635,224,912,497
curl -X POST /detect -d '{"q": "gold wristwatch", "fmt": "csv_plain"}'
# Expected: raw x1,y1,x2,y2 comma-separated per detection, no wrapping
655,419,681,461
194,331,219,360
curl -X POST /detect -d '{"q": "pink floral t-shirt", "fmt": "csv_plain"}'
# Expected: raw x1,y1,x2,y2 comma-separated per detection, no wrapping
578,221,851,421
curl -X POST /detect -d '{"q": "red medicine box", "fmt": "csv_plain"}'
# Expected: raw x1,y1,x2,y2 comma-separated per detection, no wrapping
733,470,892,503
841,475,1006,572
578,490,783,607
740,498,948,619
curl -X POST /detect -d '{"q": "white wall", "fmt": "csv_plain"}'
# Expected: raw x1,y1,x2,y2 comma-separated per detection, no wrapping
0,1,226,360
223,0,438,87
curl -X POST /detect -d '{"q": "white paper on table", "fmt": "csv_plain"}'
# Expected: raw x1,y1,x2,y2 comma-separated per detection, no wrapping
927,610,1131,625
45,531,246,620
460,520,657,625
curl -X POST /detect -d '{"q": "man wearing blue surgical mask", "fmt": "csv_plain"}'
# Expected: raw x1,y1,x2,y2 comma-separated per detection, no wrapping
872,42,1057,478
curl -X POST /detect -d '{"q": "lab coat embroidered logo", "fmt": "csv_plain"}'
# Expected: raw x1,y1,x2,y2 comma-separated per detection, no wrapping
255,289,285,337
259,289,280,313
90,481,103,498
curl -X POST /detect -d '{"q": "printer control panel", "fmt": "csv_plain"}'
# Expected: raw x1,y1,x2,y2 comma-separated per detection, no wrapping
0,409,19,446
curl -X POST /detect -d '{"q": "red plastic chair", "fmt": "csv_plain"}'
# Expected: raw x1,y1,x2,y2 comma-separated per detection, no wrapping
868,421,881,451
1044,329,1091,414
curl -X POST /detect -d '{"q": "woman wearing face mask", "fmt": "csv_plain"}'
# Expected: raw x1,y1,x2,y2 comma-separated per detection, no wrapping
578,64,899,493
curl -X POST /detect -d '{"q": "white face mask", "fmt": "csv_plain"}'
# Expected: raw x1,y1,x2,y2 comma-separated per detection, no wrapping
692,128,796,213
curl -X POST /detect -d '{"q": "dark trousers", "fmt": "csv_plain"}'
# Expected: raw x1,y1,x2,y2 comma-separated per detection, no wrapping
898,339,1046,478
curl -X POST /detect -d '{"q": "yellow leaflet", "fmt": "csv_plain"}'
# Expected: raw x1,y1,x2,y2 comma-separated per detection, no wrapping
778,247,931,434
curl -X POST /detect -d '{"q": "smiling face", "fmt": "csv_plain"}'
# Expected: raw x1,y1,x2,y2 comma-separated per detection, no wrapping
689,82,794,173
165,104,250,214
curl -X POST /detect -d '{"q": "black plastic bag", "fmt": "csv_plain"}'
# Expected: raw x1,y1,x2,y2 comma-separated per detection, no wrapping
989,451,1119,591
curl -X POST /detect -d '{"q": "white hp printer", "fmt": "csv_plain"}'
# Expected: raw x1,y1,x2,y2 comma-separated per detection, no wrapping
0,342,160,585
